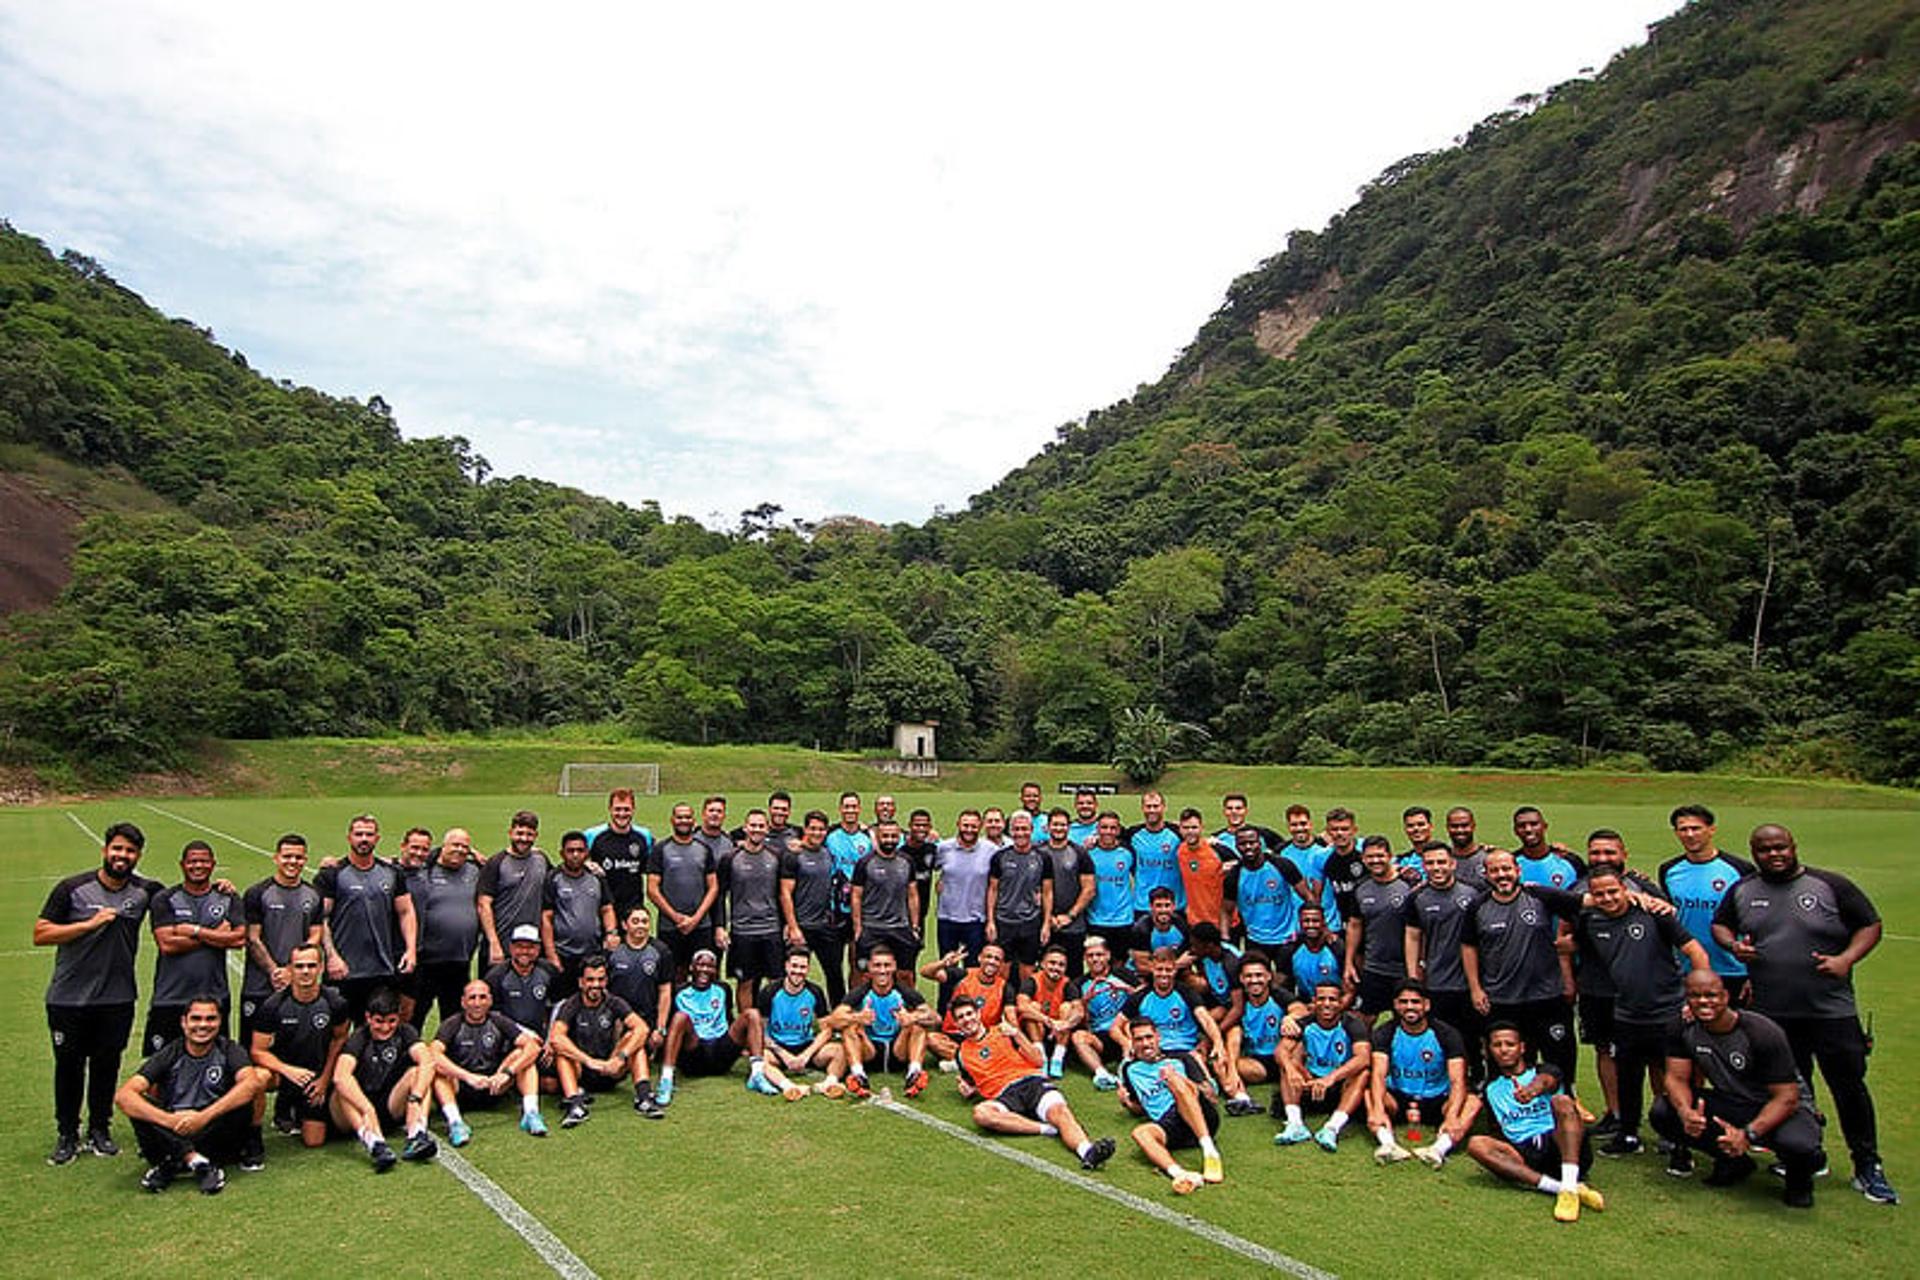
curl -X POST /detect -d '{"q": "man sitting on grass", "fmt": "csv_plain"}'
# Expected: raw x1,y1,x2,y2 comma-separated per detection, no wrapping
329,988,438,1172
430,979,547,1143
1120,1019,1224,1194
951,996,1115,1173
116,996,265,1195
1462,1022,1605,1223
656,949,773,1105
551,955,656,1124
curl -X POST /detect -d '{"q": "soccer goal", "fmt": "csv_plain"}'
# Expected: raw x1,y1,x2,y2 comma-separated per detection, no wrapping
558,762,661,797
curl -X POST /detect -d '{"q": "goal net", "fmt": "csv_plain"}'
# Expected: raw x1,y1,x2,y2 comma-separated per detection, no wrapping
558,762,661,797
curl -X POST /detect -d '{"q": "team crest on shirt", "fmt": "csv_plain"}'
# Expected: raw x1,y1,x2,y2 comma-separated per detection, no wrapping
1729,1051,1747,1070
1420,1048,1435,1062
1549,1024,1567,1041
533,983,549,1000
1797,894,1818,913
1520,909,1539,926
1711,879,1727,893
1627,922,1646,941
975,1045,992,1062
205,1062,225,1086
311,1011,330,1030
376,1044,397,1065
481,1029,498,1049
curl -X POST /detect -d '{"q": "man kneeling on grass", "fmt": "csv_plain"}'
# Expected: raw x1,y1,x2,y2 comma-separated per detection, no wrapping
1462,1023,1605,1223
431,979,548,1143
952,996,1115,1172
1120,1019,1223,1194
331,987,438,1172
116,996,265,1194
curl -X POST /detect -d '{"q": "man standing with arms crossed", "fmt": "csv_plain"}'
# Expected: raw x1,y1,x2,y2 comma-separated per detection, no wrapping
144,840,245,1053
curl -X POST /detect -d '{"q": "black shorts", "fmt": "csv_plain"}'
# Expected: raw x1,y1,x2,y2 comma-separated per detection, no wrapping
855,928,920,973
995,921,1043,968
1154,1096,1219,1152
728,933,784,982
680,1036,743,1077
865,1035,914,1075
1076,1025,1124,1059
1577,993,1615,1047
993,1074,1062,1123
662,926,717,972
1355,969,1400,1017
1241,1052,1280,1078
576,1066,624,1093
1514,1130,1593,1178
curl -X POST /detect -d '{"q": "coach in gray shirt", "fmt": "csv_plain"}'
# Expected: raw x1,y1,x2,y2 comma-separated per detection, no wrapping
479,810,550,966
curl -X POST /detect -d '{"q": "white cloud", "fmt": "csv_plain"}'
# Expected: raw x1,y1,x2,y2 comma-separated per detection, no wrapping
0,0,1678,523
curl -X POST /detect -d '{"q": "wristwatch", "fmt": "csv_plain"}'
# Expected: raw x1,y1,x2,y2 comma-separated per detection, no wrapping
1743,1125,1764,1146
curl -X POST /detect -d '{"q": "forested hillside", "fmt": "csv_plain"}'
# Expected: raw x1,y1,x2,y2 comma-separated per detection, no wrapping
4,0,1919,783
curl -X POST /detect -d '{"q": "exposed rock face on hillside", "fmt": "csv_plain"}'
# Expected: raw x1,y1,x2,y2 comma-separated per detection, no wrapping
0,472,76,615
1253,269,1343,359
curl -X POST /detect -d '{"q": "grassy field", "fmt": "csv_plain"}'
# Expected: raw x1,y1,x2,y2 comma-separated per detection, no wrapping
4,769,1918,1277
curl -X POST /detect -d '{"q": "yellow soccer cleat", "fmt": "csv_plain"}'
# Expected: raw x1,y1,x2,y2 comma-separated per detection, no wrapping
1577,1183,1606,1212
1554,1188,1581,1223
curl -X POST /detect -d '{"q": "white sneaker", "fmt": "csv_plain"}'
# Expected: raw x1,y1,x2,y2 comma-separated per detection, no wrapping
1375,1142,1412,1165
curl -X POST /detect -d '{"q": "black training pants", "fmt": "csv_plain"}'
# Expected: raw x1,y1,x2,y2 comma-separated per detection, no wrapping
1770,1014,1878,1170
48,1002,134,1137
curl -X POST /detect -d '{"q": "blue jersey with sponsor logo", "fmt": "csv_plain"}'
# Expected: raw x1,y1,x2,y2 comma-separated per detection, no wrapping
675,983,731,1041
1240,995,1285,1058
1083,974,1133,1033
1302,1013,1369,1079
1485,1068,1557,1143
1122,986,1203,1052
1288,940,1342,997
1517,850,1585,891
1659,853,1755,977
1127,825,1183,912
1121,1051,1205,1124
1086,844,1136,930
1373,1020,1464,1100
758,981,827,1050
1234,859,1299,946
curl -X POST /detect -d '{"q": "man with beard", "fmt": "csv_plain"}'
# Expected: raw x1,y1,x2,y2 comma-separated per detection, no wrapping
1402,844,1485,1077
987,811,1049,981
541,830,617,1000
1284,905,1343,1000
585,789,653,918
115,997,264,1195
1444,807,1496,889
851,818,922,978
1713,824,1896,1204
478,810,549,968
37,821,166,1165
240,835,323,1046
315,814,418,1023
1274,981,1371,1151
1366,979,1470,1168
1121,1019,1224,1193
782,811,849,1004
721,808,787,1012
1038,809,1095,978
952,996,1115,1172
1125,792,1183,915
1342,837,1413,1022
552,956,655,1125
1462,850,1578,1088
932,809,993,1011
1069,936,1137,1089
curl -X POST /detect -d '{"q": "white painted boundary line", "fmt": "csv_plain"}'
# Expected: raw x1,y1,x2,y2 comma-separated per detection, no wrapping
64,811,101,842
869,1096,1337,1279
438,1149,602,1280
134,802,599,1280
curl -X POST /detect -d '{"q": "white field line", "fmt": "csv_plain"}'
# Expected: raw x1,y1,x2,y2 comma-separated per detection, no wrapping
135,802,598,1280
868,1095,1337,1279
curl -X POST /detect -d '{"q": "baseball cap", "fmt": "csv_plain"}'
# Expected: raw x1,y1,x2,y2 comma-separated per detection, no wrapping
509,924,540,944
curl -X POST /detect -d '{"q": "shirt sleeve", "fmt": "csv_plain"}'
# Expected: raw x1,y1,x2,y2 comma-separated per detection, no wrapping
313,865,338,900
243,882,267,925
477,854,501,897
1813,869,1880,931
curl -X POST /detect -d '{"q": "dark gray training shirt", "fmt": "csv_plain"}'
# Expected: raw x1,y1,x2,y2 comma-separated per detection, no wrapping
554,993,635,1059
137,1038,252,1111
852,850,915,932
1344,876,1414,977
255,986,349,1069
1041,842,1092,935
543,867,610,960
1463,890,1567,1004
1574,901,1694,1023
723,846,784,937
1402,882,1484,994
241,877,324,1002
410,861,481,965
435,1010,525,1074
989,847,1047,927
479,849,551,936
41,870,165,1008
1667,1009,1802,1114
649,837,717,917
148,884,240,1007
315,858,409,979
1714,867,1879,1020
781,845,838,930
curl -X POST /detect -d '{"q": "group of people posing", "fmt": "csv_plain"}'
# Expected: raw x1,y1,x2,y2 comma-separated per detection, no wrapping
34,785,1896,1220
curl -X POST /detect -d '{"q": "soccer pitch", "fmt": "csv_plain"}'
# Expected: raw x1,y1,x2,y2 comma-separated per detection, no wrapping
4,778,1917,1278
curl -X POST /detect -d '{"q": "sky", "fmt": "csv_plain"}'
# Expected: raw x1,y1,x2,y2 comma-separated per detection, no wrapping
0,2,1680,527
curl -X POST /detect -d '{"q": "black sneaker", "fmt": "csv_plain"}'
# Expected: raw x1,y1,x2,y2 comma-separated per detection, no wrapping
47,1134,80,1167
401,1132,438,1162
1599,1132,1643,1158
1852,1163,1901,1206
139,1162,178,1193
239,1132,266,1172
1590,1113,1621,1138
1223,1096,1262,1118
1667,1147,1695,1179
562,1098,591,1128
1784,1181,1815,1209
1704,1154,1758,1188
634,1095,666,1120
1080,1137,1116,1171
272,1111,299,1136
86,1129,120,1157
370,1140,398,1173
194,1161,226,1195
1771,1154,1831,1179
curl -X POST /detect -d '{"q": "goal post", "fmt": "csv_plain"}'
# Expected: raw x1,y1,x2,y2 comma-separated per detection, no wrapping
558,762,660,797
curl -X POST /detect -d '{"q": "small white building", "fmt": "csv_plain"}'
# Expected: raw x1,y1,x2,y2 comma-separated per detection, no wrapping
893,721,938,760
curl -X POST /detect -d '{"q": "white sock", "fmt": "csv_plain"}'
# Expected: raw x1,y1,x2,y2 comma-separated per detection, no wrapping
441,1102,463,1126
1050,1045,1066,1066
1432,1133,1454,1157
1038,1123,1059,1137
1200,1135,1220,1158
1285,1104,1304,1126
359,1129,381,1152
1327,1110,1350,1134
1561,1162,1580,1189
406,1121,426,1139
661,1066,675,1083
749,1056,764,1073
1167,1163,1191,1180
852,1068,869,1081
185,1153,209,1170
1075,1139,1091,1158
904,1062,923,1080
823,1074,842,1087
1535,1175,1563,1195
522,1094,540,1117
1374,1126,1396,1148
